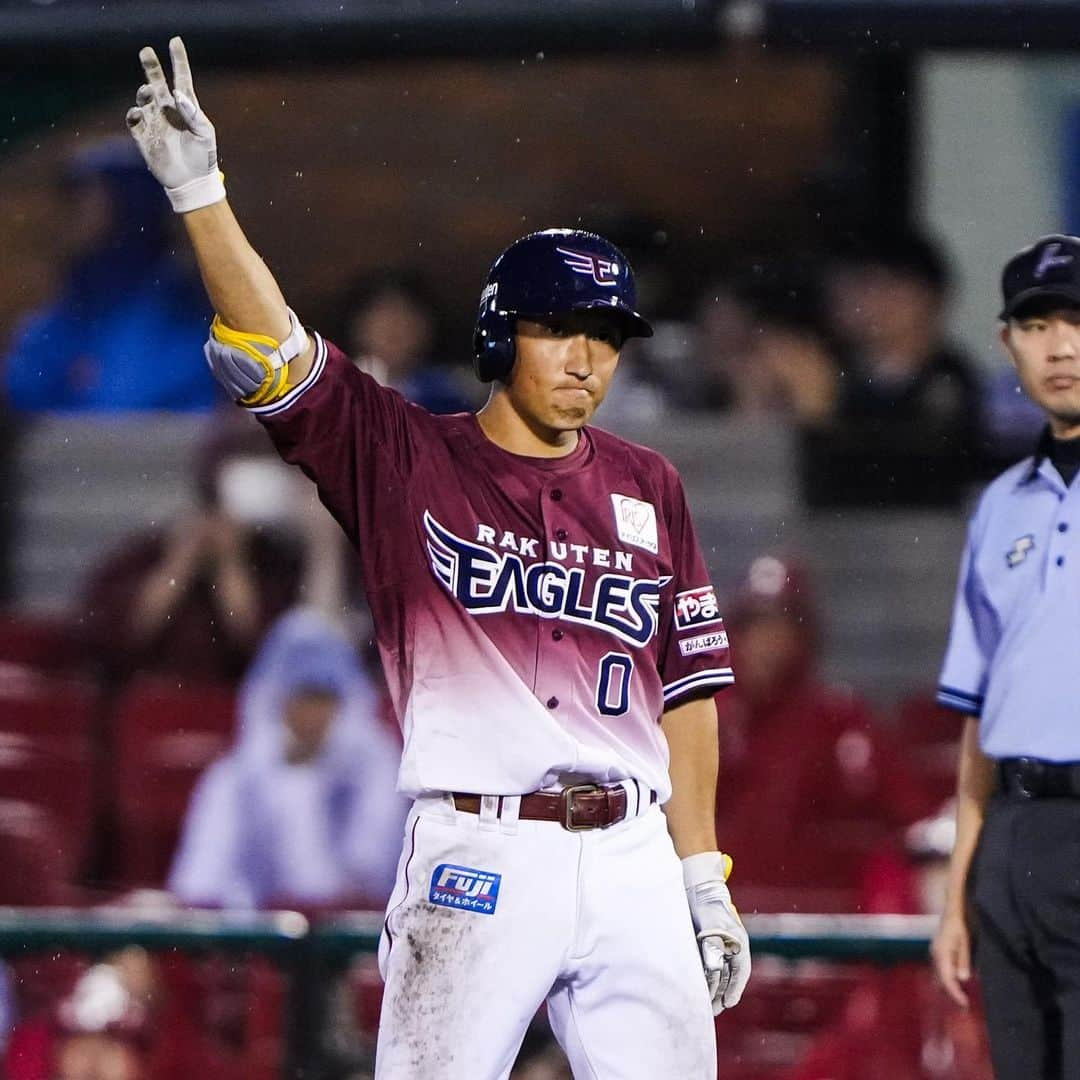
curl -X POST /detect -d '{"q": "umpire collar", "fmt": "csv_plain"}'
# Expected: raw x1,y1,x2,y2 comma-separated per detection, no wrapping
1021,425,1080,486
1024,425,1055,483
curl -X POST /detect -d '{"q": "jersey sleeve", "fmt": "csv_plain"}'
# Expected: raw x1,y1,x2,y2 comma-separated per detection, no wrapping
248,333,420,544
657,467,735,708
937,520,995,717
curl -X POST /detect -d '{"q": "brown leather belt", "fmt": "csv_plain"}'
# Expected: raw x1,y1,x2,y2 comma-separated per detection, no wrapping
452,783,655,831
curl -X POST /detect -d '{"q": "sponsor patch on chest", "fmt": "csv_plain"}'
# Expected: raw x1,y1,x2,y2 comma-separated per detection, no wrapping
674,586,723,631
429,863,502,915
611,494,658,554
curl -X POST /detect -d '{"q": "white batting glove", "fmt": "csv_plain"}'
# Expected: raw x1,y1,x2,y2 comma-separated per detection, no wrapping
125,37,225,213
683,851,751,1014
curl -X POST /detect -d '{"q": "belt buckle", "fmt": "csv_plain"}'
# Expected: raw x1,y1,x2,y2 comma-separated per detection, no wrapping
1015,757,1045,799
561,784,602,831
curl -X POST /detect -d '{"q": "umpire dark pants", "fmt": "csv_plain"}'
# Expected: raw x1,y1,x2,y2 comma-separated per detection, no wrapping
970,788,1080,1079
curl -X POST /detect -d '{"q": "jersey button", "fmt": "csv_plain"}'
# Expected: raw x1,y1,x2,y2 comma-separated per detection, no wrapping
1058,556,1066,567
546,696,559,709
551,489,563,501
555,528,568,541
1059,522,1069,533
552,629,564,641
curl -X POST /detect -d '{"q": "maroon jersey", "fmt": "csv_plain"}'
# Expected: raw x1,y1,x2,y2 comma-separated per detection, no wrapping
254,334,733,799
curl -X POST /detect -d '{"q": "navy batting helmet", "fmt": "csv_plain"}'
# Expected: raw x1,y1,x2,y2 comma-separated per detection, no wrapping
472,228,653,382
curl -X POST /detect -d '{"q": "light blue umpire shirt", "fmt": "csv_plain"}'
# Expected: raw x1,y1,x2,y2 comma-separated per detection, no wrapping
938,434,1080,760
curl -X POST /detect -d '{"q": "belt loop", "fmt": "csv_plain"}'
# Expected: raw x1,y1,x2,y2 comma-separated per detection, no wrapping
479,794,500,831
499,795,521,835
622,779,640,819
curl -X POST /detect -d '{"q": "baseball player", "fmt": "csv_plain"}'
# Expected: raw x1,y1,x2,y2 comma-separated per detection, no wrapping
125,38,749,1078
932,233,1080,1079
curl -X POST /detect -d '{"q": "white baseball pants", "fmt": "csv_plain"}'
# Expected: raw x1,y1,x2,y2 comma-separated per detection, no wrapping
375,786,717,1079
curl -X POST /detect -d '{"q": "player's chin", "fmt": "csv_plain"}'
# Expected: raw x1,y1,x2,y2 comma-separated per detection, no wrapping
550,403,593,428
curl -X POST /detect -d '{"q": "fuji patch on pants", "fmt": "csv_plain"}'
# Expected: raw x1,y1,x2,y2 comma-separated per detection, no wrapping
429,863,501,914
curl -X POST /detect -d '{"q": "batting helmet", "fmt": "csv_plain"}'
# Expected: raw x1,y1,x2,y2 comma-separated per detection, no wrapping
472,228,653,382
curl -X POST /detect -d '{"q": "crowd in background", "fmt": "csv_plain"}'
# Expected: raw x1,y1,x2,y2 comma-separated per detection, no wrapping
0,137,1023,1077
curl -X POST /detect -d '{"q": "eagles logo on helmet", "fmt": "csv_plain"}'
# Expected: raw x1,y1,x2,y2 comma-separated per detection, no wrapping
472,228,654,383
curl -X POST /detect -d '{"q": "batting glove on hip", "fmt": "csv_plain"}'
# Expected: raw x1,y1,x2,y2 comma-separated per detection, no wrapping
683,851,751,1014
125,37,226,213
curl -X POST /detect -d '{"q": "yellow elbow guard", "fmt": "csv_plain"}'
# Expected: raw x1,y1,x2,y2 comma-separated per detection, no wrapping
208,306,308,407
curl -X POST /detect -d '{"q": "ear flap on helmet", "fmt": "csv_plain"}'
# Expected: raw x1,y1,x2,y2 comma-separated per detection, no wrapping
473,308,516,382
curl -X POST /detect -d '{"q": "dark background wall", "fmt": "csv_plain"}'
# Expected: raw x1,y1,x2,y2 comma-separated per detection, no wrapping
0,51,839,352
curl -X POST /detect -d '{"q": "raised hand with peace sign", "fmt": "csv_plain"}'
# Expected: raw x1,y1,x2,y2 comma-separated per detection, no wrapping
126,37,225,213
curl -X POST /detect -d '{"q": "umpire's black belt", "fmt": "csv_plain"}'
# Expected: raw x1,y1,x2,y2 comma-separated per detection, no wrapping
998,757,1080,799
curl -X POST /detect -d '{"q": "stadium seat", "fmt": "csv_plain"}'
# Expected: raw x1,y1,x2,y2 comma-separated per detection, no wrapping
0,668,99,745
0,612,80,674
0,735,94,873
0,674,99,876
111,676,236,885
0,799,74,904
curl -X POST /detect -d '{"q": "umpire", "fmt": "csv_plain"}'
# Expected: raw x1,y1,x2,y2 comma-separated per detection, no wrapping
933,233,1080,1078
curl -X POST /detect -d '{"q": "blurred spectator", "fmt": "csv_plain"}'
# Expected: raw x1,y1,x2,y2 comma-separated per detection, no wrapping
715,555,933,911
679,276,763,413
2,137,216,413
794,231,983,507
80,419,304,687
327,268,474,414
51,962,149,1080
677,267,841,423
5,945,286,1080
168,608,406,910
5,948,190,1080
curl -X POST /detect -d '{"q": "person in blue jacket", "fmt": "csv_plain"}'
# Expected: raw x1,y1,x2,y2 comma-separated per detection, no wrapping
3,137,217,412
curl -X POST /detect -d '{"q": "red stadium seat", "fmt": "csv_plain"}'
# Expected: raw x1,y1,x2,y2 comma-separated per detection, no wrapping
0,613,80,674
112,676,237,886
0,673,99,876
0,735,94,873
0,668,99,745
0,799,75,904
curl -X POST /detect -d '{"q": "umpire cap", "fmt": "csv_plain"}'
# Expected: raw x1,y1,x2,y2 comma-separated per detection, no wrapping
1000,234,1080,319
473,229,653,383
